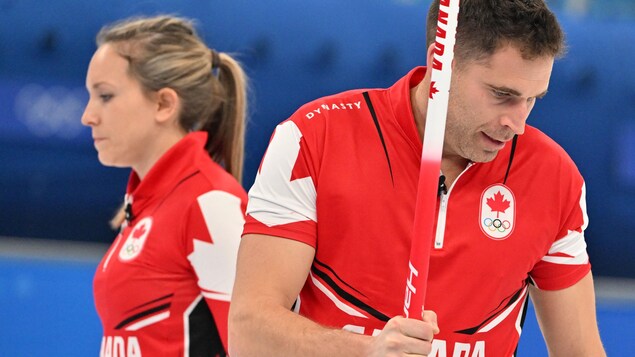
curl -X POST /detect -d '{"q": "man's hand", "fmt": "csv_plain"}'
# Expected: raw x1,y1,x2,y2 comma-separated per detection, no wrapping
368,310,439,356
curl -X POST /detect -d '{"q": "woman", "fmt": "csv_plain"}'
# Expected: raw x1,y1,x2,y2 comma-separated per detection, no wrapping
82,15,248,356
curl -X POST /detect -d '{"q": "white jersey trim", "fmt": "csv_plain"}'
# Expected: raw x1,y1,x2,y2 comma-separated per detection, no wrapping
479,285,528,334
247,121,317,227
202,291,231,302
541,183,589,266
183,294,204,357
124,311,170,331
309,271,367,319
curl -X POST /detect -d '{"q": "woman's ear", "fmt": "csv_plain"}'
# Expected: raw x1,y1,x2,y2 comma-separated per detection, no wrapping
155,87,180,124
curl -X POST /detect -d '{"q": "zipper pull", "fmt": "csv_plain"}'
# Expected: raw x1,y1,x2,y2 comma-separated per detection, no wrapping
438,174,448,197
124,194,134,223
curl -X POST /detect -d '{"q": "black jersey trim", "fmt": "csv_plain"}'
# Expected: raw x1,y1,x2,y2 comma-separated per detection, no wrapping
314,258,366,297
363,91,394,185
513,295,530,357
311,264,390,322
503,135,518,184
125,293,174,313
115,303,171,330
455,284,526,335
150,171,200,216
187,297,226,356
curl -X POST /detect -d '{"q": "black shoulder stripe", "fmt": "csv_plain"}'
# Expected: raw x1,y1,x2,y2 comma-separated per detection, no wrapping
151,171,200,216
503,134,518,184
362,91,394,186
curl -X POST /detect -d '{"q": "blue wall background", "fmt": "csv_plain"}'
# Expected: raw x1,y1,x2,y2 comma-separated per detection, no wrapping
1,1,635,356
4,0,631,277
1,252,634,356
1,1,634,276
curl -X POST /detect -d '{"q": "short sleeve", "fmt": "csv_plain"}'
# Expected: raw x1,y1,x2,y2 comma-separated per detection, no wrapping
243,119,319,247
530,182,592,290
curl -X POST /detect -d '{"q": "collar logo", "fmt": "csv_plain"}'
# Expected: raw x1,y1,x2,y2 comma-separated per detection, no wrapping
479,184,515,240
119,217,153,261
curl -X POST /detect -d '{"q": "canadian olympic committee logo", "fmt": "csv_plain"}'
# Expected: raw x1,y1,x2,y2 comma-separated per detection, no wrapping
479,184,515,240
119,217,153,261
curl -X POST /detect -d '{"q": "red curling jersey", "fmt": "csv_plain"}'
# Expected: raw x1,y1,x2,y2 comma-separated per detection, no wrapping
94,132,247,357
243,67,591,356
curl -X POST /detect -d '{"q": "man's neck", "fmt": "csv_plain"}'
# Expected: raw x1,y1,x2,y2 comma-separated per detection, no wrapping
441,155,470,188
411,69,470,187
410,73,431,141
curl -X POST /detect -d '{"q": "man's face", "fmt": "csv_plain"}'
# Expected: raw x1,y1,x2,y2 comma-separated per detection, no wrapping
444,45,555,163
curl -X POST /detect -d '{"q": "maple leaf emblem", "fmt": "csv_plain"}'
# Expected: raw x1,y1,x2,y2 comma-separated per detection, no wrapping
486,191,510,218
132,224,147,239
429,81,439,99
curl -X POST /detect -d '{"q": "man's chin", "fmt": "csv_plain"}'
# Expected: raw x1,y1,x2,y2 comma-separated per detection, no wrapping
470,151,499,163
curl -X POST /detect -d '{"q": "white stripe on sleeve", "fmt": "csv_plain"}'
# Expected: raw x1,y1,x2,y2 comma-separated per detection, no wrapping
541,183,589,266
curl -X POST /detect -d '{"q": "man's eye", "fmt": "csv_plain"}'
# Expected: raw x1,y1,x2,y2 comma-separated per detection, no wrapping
492,90,509,98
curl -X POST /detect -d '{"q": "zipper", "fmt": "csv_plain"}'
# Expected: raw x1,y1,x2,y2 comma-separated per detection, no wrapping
102,194,133,271
434,163,473,249
434,193,450,249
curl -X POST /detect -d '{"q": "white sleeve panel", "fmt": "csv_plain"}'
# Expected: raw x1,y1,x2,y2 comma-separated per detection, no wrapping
246,120,317,227
187,191,244,302
541,183,589,266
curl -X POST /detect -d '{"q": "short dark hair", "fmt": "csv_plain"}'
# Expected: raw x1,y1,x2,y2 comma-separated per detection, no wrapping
426,0,566,64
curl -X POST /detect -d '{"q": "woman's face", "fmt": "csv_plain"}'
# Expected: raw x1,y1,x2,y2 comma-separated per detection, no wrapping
82,43,160,171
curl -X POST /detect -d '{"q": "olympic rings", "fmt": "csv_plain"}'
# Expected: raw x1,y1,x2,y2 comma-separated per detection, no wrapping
126,244,139,254
483,217,511,232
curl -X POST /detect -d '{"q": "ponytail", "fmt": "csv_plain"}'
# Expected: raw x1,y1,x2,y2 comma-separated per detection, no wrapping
202,51,247,184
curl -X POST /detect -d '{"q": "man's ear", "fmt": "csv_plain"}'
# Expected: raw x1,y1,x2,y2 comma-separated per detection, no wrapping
155,87,180,124
426,42,436,68
427,41,459,71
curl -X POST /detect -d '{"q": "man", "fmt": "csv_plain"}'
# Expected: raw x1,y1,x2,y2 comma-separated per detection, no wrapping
229,0,606,355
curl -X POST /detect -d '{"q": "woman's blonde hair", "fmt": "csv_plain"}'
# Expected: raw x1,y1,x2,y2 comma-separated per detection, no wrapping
96,15,248,229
